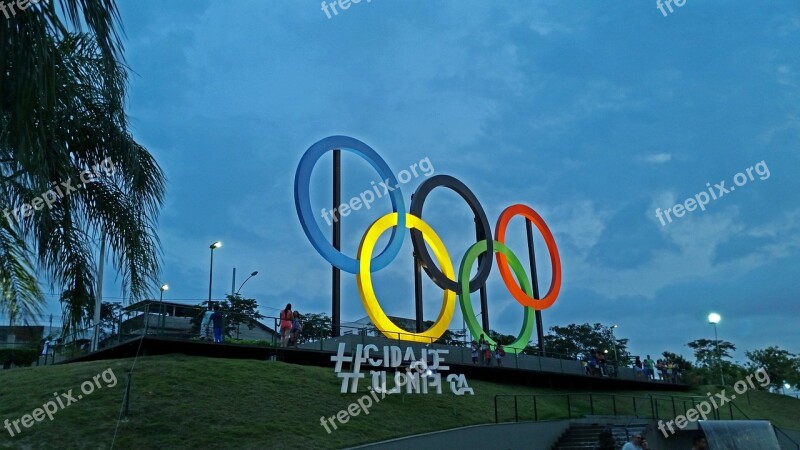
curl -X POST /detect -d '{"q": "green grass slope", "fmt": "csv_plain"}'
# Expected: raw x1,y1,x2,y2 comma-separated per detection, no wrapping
0,355,797,449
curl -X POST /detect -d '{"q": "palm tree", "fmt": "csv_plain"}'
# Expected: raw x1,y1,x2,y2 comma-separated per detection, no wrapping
1,2,165,334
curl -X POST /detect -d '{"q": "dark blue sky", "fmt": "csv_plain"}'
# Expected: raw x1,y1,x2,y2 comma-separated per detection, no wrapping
38,0,800,365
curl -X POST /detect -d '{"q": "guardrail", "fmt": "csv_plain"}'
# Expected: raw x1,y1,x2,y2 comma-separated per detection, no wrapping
493,392,800,449
494,392,736,424
29,303,679,386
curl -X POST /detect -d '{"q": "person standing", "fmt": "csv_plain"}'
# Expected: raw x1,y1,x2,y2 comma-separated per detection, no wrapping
290,310,303,347
645,355,656,381
478,335,490,366
634,356,643,379
210,304,224,343
470,341,479,364
621,434,648,450
279,303,293,347
495,344,505,366
199,303,214,340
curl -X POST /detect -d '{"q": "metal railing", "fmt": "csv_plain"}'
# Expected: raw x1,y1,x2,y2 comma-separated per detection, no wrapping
494,392,737,424
493,392,800,449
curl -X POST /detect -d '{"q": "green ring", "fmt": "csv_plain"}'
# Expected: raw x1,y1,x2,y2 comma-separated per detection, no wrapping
459,240,535,354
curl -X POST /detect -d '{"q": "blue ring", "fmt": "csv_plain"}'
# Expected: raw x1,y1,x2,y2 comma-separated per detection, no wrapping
294,136,406,274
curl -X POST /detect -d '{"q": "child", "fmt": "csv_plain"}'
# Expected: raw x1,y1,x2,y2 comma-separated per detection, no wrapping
290,311,302,347
484,344,492,366
210,304,223,343
470,341,478,364
495,344,505,366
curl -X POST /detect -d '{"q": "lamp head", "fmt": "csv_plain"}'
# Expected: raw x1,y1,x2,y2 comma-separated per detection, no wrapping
210,241,222,249
708,312,721,324
250,271,258,276
160,284,169,292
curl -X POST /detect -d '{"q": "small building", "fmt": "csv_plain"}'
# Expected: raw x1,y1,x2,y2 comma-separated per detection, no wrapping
121,300,279,342
0,325,44,349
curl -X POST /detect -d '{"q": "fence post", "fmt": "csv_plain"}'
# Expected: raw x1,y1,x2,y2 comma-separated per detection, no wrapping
534,395,538,421
612,395,617,416
514,396,518,422
671,396,676,417
494,396,498,423
567,395,572,419
590,393,594,415
122,372,133,419
633,397,637,417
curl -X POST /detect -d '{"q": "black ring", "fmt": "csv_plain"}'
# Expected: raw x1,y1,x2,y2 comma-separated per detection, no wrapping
410,175,493,293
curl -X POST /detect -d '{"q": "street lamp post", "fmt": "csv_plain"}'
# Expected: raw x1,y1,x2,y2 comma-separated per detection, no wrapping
159,284,169,333
235,271,259,295
208,241,222,306
610,324,619,362
708,312,724,386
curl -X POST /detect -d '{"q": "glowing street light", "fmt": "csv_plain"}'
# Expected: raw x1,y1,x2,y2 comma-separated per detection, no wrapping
159,284,169,333
708,312,724,385
208,241,222,306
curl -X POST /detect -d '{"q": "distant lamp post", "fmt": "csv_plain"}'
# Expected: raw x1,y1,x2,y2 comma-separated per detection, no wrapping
708,313,724,386
610,324,619,362
159,284,169,333
236,271,259,295
208,241,222,305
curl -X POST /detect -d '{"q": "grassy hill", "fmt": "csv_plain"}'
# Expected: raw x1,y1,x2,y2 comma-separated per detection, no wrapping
0,355,798,449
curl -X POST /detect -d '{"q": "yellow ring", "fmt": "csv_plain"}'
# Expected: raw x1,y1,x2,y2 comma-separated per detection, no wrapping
356,213,456,343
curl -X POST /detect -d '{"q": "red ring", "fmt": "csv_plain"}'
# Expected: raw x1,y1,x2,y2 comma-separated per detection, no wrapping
494,204,561,310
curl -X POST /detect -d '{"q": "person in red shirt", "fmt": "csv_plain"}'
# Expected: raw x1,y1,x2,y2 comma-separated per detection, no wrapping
279,303,293,347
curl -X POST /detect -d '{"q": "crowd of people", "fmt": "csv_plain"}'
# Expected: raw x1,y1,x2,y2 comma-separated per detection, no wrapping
470,335,506,366
580,352,684,383
633,355,683,383
198,302,303,347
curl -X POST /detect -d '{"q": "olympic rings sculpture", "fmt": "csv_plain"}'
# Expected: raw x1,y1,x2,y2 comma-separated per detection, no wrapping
294,136,562,352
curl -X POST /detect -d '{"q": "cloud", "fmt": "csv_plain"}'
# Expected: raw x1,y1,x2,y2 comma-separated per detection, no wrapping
641,153,672,164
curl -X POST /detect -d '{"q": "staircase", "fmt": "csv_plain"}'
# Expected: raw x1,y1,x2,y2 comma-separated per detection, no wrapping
550,422,649,450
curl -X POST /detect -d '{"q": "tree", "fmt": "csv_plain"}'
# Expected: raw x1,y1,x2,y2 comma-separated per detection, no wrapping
191,296,264,339
1,3,166,334
541,323,631,362
687,338,736,368
745,346,800,391
301,313,333,342
221,294,264,339
99,301,123,341
661,351,694,371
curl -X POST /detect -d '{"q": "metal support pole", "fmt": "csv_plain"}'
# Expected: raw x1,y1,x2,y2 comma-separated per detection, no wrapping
525,219,545,356
91,237,106,352
414,252,424,333
713,323,725,385
475,219,490,333
332,149,341,337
